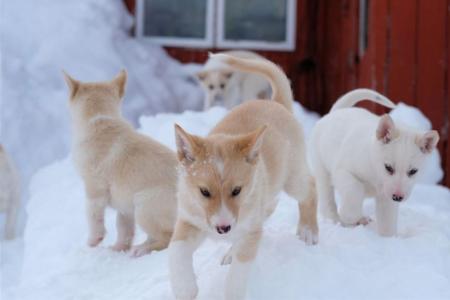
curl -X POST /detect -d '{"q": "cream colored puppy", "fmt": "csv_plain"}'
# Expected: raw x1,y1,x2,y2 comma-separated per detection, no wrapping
0,145,20,239
64,71,178,256
310,89,439,236
169,54,318,300
197,50,271,110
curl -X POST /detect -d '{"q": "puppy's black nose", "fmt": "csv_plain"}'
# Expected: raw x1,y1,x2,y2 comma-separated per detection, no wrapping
216,225,231,234
392,194,404,202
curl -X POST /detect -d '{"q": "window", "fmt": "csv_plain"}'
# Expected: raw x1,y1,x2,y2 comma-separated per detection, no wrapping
135,0,215,48
135,0,297,51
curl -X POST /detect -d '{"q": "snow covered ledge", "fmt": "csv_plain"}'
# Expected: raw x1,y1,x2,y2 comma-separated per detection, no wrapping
6,103,450,299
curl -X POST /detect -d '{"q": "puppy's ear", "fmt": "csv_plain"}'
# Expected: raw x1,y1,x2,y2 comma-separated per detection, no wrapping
236,125,267,164
62,71,80,99
416,130,439,154
196,71,208,81
376,114,397,144
111,70,127,99
174,124,202,165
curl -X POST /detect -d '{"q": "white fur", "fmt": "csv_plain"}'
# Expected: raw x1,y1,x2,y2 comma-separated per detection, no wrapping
310,89,439,236
169,239,203,300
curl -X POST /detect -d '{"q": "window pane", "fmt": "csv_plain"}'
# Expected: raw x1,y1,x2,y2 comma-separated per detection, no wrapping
224,0,288,42
143,0,207,38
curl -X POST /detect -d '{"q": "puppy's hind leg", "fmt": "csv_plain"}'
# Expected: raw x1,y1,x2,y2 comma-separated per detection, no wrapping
110,212,135,252
334,170,370,227
133,189,175,257
85,188,108,247
130,232,171,257
285,168,319,245
314,161,339,223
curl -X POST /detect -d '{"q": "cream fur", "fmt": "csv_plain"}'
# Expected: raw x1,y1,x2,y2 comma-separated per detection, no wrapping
0,145,20,239
310,88,439,236
197,50,271,110
64,70,178,256
169,55,318,300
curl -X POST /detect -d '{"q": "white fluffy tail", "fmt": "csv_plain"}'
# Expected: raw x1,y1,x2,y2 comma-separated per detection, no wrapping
209,53,293,112
331,88,396,112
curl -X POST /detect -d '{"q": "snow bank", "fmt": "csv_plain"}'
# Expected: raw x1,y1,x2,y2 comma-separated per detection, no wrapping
4,103,449,300
390,103,443,184
1,0,203,194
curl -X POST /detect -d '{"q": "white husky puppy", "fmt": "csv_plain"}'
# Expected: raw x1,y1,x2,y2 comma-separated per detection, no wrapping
169,54,318,300
310,89,439,236
0,145,20,239
64,71,178,256
197,50,271,110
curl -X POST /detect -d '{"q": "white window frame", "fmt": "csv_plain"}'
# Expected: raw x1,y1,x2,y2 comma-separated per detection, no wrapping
135,0,215,48
216,0,297,51
135,0,297,51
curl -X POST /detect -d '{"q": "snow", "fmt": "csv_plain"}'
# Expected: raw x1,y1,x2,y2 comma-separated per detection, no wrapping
390,103,444,184
3,101,449,300
1,1,448,298
1,0,203,199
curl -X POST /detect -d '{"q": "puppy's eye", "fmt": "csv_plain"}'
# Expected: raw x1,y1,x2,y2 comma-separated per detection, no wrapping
208,84,214,90
220,83,225,89
200,188,211,198
231,186,241,197
384,164,395,175
407,168,418,177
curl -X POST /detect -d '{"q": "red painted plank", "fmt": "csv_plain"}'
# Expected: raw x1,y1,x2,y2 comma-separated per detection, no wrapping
445,0,450,187
416,0,447,185
386,0,417,106
358,0,390,113
340,0,358,91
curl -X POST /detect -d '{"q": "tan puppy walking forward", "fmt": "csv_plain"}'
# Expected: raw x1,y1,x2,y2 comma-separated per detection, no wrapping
64,71,178,257
169,54,318,300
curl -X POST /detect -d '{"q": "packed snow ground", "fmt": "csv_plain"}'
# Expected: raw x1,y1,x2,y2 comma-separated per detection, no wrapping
3,103,449,300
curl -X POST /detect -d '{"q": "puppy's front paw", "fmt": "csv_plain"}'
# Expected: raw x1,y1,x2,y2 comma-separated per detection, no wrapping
173,282,198,300
297,226,318,245
87,235,104,247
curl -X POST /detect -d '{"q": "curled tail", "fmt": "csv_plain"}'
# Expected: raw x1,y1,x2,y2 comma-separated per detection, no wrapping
209,53,293,113
331,88,396,112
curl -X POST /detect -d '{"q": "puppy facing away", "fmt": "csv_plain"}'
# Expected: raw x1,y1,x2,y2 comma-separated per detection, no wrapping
64,71,178,256
310,89,439,236
197,50,271,110
169,54,318,300
0,145,20,239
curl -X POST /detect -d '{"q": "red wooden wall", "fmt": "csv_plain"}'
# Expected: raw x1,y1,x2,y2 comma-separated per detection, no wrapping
124,0,449,186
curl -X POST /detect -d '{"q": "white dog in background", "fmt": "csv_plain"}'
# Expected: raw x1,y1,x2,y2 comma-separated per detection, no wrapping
0,144,20,239
197,50,271,110
310,89,439,236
